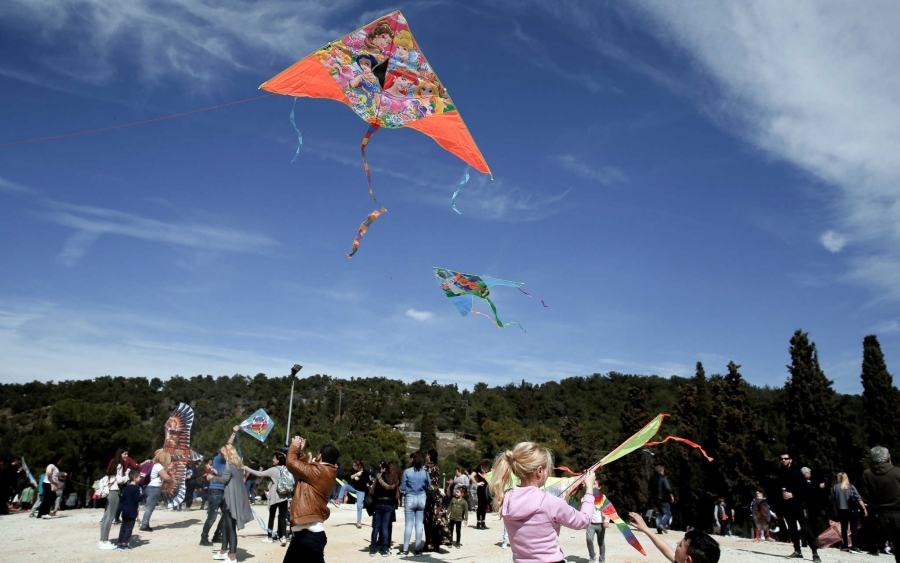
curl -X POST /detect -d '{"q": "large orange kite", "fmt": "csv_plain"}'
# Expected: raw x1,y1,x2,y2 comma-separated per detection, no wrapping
260,11,490,257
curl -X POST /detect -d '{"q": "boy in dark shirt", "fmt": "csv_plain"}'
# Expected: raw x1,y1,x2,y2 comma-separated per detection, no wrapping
117,470,143,551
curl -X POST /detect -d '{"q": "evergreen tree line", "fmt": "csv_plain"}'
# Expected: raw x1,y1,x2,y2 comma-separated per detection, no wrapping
1,330,898,534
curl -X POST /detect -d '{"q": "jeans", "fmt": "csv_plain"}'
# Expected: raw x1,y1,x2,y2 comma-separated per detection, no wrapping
201,489,225,541
117,517,136,546
99,490,120,542
586,522,607,562
285,529,327,563
403,492,426,552
337,482,366,523
141,486,161,528
246,479,257,503
220,501,238,555
654,501,672,530
269,501,288,539
371,503,393,552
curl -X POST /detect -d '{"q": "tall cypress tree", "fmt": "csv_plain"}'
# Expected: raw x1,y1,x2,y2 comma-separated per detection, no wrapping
785,330,839,484
693,361,711,443
604,387,651,514
671,383,706,527
861,334,900,454
708,362,761,517
420,411,438,455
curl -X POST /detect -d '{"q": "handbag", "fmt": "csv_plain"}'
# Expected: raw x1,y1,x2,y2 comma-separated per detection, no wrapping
364,492,375,517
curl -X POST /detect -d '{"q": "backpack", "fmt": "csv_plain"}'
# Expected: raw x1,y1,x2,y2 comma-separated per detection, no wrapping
139,461,154,487
95,476,110,499
276,466,295,496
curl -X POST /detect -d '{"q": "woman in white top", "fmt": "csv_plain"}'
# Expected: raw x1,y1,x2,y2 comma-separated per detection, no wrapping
140,450,173,531
37,460,62,519
243,450,290,545
98,449,130,550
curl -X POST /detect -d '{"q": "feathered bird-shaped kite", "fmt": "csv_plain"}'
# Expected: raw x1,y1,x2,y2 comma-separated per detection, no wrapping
261,11,490,258
161,403,203,508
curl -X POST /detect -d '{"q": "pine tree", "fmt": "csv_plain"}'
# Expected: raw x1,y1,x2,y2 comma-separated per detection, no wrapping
420,411,438,454
785,330,839,484
708,362,761,519
604,387,651,514
861,334,900,454
693,361,711,443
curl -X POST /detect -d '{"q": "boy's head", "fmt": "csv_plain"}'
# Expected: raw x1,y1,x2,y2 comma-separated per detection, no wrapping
676,530,720,563
455,486,465,498
128,469,141,483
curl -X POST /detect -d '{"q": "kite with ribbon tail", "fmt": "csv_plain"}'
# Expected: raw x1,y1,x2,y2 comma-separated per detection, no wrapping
433,267,547,332
260,10,491,258
20,457,37,487
593,492,647,556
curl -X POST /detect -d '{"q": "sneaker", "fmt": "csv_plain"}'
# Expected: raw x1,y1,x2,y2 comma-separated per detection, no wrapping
113,520,121,525
98,541,117,550
139,526,153,532
851,548,863,554
413,552,422,557
212,553,228,561
369,549,377,556
381,552,390,557
356,522,363,529
200,539,214,546
261,537,274,543
41,514,52,519
398,551,410,557
117,545,133,552
789,552,804,559
501,542,508,549
280,537,287,546
813,556,822,563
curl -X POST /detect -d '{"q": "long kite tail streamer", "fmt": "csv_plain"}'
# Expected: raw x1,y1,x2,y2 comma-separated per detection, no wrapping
289,98,303,163
451,166,470,214
645,436,714,462
518,288,548,307
595,493,647,556
347,207,387,258
346,124,386,258
253,509,276,536
484,295,526,332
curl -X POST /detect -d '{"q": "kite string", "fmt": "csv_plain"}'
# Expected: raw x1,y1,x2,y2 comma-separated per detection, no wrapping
0,94,275,148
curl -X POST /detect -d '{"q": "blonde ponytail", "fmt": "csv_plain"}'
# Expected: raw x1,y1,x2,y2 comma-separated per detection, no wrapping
489,442,553,513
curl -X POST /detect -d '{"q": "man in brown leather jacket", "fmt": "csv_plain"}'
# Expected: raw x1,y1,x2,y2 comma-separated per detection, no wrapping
284,435,339,563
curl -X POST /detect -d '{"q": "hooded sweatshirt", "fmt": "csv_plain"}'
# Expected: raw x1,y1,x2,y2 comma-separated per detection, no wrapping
861,461,900,512
501,486,593,563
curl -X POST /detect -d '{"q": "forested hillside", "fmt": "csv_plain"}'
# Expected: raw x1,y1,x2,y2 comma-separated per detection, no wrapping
2,330,898,530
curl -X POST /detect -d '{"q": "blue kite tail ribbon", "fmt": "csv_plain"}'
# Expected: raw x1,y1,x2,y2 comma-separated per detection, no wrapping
518,288,548,307
289,98,302,163
451,165,470,214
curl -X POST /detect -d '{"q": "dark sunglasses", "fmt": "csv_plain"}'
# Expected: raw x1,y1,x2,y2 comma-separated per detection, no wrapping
780,457,790,461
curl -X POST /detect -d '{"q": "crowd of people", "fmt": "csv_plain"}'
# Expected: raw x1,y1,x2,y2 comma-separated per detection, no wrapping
5,440,900,563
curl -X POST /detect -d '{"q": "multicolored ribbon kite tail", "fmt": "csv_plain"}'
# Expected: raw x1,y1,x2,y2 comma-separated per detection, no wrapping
346,125,386,258
595,492,647,556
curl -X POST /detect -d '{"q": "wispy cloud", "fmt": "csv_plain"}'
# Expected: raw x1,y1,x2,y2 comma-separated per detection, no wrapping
1,0,355,89
872,320,900,335
550,155,629,185
611,1,900,299
44,200,280,265
510,24,610,94
0,177,279,265
405,308,435,322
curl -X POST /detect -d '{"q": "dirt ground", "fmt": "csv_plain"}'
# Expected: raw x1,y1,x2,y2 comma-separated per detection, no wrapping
0,503,873,563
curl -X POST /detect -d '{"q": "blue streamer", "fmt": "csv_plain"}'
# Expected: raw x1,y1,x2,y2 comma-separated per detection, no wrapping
451,165,470,214
289,98,302,163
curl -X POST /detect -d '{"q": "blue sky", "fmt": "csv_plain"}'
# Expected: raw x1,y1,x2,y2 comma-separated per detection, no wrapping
2,1,899,394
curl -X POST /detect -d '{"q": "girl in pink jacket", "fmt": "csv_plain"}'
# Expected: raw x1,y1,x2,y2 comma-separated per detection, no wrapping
490,442,596,563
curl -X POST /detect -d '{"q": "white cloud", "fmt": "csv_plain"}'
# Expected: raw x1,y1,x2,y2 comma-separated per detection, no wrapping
406,308,435,322
872,320,900,335
0,177,35,195
613,1,900,298
820,230,848,253
550,155,629,185
1,0,354,88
